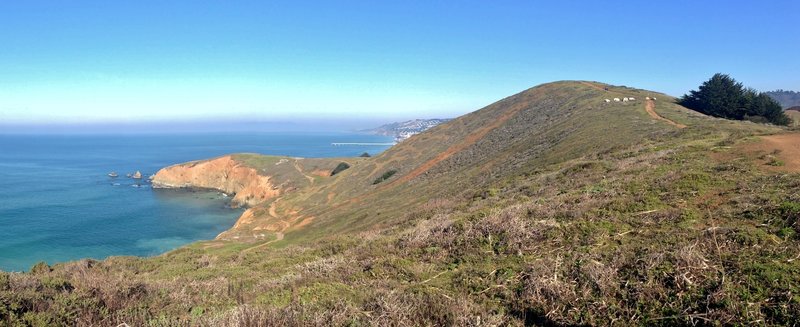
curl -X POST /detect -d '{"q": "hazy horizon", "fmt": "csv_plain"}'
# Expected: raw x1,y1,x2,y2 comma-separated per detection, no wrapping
0,117,421,135
1,1,798,126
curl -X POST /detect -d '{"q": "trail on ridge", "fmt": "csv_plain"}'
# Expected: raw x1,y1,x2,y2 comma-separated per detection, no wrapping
645,99,686,128
294,160,315,184
384,100,528,187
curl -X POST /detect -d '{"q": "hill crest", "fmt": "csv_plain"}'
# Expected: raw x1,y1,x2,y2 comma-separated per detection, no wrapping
152,80,748,241
9,80,800,325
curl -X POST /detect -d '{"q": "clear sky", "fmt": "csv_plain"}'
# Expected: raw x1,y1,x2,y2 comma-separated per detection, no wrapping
0,1,798,126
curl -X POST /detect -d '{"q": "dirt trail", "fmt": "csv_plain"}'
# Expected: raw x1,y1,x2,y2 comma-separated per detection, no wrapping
384,100,528,187
239,231,284,256
645,99,686,129
268,199,280,218
581,82,686,129
580,81,610,92
294,160,315,184
238,199,287,255
744,134,800,172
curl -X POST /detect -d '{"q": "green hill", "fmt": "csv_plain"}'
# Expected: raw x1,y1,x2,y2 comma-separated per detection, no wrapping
3,81,800,326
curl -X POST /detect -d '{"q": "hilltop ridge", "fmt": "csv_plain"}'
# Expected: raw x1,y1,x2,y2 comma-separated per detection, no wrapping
6,81,800,326
152,81,764,242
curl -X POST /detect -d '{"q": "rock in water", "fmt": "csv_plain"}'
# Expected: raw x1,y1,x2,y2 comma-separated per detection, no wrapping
132,171,142,179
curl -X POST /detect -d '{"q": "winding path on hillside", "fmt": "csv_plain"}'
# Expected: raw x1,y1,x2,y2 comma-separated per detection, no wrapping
294,159,316,184
384,100,529,187
238,200,287,256
582,81,687,129
238,231,284,257
580,81,610,92
645,99,686,129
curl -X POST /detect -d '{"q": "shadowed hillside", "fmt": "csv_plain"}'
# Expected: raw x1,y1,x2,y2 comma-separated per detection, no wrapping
3,81,800,326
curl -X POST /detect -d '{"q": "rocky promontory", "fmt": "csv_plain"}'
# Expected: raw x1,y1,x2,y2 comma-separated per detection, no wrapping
151,155,279,208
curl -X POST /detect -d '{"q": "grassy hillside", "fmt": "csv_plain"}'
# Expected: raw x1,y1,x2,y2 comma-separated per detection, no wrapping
787,110,800,127
2,81,800,326
765,90,800,108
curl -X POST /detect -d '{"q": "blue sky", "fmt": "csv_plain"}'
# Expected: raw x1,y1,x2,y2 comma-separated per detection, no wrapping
0,1,797,125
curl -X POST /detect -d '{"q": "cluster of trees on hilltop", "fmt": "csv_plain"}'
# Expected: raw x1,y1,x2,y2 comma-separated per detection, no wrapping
764,90,800,108
679,73,791,126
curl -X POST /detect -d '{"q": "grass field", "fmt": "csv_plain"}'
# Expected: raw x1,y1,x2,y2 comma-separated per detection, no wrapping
2,81,799,326
786,110,800,127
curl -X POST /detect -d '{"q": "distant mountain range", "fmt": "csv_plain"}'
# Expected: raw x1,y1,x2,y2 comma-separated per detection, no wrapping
363,118,451,141
764,90,800,109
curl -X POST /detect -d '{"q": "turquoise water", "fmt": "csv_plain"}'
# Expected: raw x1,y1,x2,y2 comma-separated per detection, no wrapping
0,132,392,272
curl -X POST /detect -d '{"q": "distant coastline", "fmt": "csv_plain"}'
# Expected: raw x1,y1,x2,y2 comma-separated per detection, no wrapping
362,118,451,142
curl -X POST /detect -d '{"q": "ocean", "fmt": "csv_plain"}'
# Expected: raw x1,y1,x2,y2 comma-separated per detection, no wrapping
0,132,393,272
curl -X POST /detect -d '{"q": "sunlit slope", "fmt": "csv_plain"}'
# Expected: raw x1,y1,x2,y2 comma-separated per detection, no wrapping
155,81,782,242
8,81,800,326
273,81,779,241
787,110,800,127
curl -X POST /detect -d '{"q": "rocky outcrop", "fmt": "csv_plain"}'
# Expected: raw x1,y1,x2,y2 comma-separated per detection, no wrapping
152,155,279,207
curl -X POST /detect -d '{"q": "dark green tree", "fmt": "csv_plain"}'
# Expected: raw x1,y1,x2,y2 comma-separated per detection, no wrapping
330,162,350,176
680,73,790,125
679,73,747,119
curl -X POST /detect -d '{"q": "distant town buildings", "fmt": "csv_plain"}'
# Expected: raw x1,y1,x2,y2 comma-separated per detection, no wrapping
366,119,451,142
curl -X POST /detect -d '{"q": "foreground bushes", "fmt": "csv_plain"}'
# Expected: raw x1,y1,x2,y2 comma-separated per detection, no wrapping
1,142,799,326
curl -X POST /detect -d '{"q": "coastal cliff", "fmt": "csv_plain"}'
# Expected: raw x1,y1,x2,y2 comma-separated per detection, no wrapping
151,153,350,240
152,155,279,207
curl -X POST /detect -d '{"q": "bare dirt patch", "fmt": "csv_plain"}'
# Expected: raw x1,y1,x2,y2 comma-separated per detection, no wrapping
739,133,800,172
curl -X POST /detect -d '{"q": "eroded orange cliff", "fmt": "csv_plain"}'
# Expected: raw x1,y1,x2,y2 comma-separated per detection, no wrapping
152,155,279,207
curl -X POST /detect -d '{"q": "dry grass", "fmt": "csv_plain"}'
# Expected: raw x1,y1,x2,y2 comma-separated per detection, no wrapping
2,82,799,326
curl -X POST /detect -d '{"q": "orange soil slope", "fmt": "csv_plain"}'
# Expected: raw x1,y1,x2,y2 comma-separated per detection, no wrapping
152,155,279,207
743,133,800,172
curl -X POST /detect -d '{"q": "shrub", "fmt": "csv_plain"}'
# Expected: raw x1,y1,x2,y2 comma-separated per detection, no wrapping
767,157,785,167
30,261,51,274
0,271,9,290
779,201,800,233
372,170,397,184
359,152,371,157
330,162,351,176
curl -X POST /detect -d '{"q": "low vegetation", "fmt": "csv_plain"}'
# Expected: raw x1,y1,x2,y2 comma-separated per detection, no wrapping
3,138,798,326
372,169,397,184
787,110,800,128
330,162,350,176
2,81,798,326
